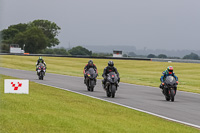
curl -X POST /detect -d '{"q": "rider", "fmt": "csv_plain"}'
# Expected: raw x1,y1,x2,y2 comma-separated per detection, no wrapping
160,66,178,89
83,60,98,84
36,56,46,72
102,61,120,89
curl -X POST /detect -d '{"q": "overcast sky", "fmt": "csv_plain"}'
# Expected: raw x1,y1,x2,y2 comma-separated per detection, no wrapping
1,0,200,50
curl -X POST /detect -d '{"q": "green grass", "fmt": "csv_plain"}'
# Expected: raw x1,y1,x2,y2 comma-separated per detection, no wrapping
0,74,199,133
1,55,200,93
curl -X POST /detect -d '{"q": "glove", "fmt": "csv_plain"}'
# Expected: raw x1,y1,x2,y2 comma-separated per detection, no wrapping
176,81,179,84
118,77,120,82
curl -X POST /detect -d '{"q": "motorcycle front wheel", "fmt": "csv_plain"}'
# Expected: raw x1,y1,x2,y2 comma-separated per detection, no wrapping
106,85,111,97
90,80,95,92
170,89,175,102
111,85,116,98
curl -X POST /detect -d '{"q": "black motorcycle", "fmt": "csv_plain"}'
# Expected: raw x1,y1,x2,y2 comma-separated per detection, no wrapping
105,72,119,98
37,63,46,80
85,68,97,91
162,76,178,102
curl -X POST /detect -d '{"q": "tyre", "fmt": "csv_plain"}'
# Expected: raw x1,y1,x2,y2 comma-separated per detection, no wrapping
170,89,175,102
38,72,41,80
165,96,170,101
87,86,90,91
106,85,111,97
90,80,95,92
107,91,111,97
111,85,116,98
86,79,90,91
90,86,94,92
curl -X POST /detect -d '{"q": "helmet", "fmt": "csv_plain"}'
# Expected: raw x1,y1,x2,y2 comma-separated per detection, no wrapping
88,60,93,66
108,61,114,67
167,66,173,74
39,56,42,60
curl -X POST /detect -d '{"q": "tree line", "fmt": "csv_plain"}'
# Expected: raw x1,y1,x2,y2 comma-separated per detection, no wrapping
147,53,200,60
40,46,112,57
1,20,199,60
0,20,61,53
40,47,200,60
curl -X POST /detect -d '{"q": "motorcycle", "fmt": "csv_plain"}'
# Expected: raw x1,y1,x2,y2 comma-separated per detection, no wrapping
37,63,46,80
105,72,119,98
162,76,178,102
85,68,97,91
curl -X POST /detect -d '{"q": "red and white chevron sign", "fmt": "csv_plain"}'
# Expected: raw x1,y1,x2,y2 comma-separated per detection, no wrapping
4,79,29,94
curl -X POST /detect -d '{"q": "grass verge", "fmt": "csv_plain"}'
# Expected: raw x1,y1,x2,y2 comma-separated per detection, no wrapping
0,55,200,93
0,74,199,133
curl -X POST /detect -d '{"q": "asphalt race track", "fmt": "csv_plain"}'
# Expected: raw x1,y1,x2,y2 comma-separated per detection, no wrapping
1,67,200,128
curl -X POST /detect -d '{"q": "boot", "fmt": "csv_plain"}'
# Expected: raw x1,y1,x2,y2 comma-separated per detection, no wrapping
102,82,106,90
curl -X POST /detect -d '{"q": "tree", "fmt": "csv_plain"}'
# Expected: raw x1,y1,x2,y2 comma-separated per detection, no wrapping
9,23,28,32
183,52,199,60
158,54,167,58
68,46,92,55
123,54,128,57
55,48,69,55
92,52,112,57
29,20,61,47
41,47,69,55
128,52,137,57
147,54,156,58
1,23,28,44
1,19,61,53
0,43,10,53
13,27,48,53
1,28,20,44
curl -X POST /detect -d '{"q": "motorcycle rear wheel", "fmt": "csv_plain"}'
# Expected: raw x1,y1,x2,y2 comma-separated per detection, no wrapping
90,86,94,92
165,96,170,101
107,91,111,97
87,86,90,91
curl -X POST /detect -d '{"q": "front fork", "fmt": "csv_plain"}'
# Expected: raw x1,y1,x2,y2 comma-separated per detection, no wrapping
168,87,177,95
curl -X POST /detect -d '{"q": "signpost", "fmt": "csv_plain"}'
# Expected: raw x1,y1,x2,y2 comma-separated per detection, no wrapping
4,79,29,94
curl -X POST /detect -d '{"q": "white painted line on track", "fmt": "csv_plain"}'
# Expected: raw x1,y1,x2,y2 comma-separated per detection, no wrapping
36,82,200,129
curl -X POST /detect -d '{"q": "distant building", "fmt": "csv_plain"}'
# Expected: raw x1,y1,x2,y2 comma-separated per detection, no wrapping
10,44,24,53
113,50,122,57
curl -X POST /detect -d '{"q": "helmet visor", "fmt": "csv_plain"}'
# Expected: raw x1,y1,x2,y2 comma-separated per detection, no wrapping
89,62,93,66
168,70,173,73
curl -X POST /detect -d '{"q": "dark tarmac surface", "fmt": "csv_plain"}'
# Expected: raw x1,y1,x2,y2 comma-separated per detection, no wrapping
1,67,200,128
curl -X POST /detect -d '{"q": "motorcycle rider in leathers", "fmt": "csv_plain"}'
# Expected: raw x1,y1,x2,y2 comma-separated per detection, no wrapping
36,56,46,75
83,60,98,84
160,66,178,92
102,61,120,89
